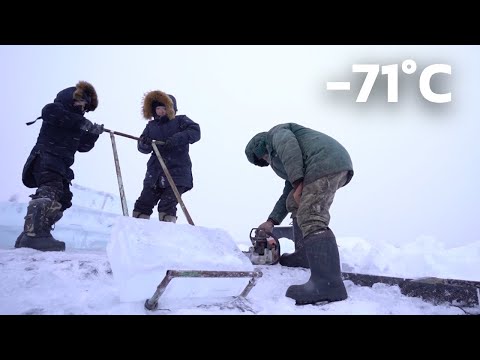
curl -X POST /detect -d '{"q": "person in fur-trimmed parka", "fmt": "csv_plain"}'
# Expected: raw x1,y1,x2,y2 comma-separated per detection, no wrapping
132,90,201,223
15,81,104,252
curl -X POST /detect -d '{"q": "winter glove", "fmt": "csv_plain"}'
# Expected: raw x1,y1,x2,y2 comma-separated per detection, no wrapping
80,118,94,132
140,135,153,145
80,119,104,134
157,138,173,150
89,123,104,135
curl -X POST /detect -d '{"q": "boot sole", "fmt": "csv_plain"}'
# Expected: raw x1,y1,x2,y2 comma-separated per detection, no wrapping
295,293,347,306
288,285,348,305
15,234,66,252
16,244,65,252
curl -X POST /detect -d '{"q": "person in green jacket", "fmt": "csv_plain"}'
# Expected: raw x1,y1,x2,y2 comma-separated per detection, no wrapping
245,123,354,305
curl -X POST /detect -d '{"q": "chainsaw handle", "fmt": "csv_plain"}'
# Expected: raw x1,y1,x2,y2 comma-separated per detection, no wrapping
249,228,275,242
249,228,259,242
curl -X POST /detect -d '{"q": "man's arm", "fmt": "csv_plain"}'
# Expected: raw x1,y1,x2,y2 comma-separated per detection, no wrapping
258,181,292,233
41,103,86,129
78,132,100,152
268,180,293,225
271,128,304,185
137,127,153,154
167,116,201,147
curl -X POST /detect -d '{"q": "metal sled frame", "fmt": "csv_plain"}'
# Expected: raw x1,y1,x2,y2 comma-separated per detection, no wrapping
144,269,263,311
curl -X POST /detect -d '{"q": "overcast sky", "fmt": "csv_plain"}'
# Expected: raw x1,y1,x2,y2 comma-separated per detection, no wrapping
1,45,478,248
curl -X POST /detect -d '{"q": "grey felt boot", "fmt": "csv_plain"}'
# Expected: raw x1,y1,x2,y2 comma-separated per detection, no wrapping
132,210,151,219
159,212,177,223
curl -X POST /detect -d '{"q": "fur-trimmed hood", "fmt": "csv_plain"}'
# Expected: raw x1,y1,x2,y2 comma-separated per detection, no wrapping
142,90,177,120
54,81,98,112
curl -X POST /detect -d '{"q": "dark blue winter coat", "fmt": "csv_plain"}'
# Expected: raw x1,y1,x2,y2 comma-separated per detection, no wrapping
138,115,201,190
22,83,100,188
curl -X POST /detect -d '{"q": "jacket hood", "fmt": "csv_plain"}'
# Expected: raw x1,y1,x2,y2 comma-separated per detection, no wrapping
54,81,98,112
142,90,177,120
245,132,269,167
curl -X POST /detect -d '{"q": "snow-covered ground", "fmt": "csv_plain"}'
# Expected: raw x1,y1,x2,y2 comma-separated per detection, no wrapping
1,184,479,315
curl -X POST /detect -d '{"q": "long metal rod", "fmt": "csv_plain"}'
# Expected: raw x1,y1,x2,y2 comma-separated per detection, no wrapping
104,128,139,141
108,131,129,216
151,141,195,226
144,269,263,311
103,128,193,224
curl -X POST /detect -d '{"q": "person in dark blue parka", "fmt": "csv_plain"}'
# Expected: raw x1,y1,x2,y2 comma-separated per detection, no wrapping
132,90,201,222
15,81,104,251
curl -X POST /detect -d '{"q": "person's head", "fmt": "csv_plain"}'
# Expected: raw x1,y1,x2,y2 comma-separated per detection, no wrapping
142,90,177,120
55,81,98,115
151,101,167,118
245,132,269,167
73,99,89,114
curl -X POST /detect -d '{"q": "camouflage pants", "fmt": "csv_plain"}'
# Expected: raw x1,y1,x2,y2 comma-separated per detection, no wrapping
286,171,350,238
31,171,73,212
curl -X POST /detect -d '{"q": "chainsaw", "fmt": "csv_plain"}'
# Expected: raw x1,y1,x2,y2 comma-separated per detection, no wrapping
244,228,281,265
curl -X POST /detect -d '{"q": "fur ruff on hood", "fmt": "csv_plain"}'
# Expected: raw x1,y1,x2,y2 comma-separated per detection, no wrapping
142,90,176,120
73,81,98,112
